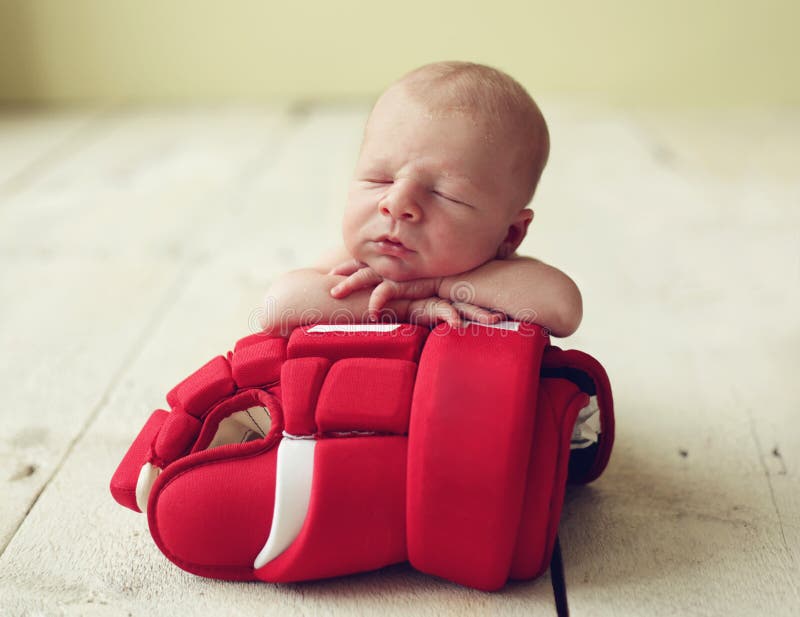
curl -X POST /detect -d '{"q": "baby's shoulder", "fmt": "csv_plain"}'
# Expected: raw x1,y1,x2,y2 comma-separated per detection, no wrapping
506,251,539,263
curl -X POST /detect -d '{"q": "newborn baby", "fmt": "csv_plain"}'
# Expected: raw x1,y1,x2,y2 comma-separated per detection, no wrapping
260,61,582,338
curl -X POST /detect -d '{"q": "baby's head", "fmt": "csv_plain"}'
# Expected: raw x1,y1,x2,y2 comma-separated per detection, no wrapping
342,61,549,282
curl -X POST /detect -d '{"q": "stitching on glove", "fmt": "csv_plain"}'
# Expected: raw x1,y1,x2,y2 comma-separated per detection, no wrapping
282,431,316,440
328,430,378,437
244,406,269,437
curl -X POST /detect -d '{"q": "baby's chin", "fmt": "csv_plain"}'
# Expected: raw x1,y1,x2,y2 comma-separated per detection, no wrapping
366,255,486,282
365,256,424,282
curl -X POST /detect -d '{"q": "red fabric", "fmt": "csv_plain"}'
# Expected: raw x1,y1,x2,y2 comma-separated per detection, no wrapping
406,323,549,591
149,438,280,581
542,347,615,483
165,355,236,418
541,383,592,572
233,332,273,352
109,409,168,512
286,324,429,362
113,324,615,591
230,337,286,388
280,357,330,435
153,410,202,465
254,437,407,583
316,358,416,434
508,378,589,579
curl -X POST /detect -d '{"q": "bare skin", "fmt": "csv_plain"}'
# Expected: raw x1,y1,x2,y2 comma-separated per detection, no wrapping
260,252,581,338
260,79,582,338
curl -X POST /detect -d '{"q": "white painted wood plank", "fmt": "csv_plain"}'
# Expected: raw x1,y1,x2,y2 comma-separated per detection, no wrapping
1,103,798,616
542,103,800,615
0,256,183,551
0,104,295,259
0,107,105,190
0,105,294,554
562,352,799,616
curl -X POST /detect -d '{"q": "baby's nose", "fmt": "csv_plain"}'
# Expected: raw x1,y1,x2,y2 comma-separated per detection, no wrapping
379,182,422,222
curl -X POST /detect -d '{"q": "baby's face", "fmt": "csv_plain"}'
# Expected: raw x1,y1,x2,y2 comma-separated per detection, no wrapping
342,87,527,282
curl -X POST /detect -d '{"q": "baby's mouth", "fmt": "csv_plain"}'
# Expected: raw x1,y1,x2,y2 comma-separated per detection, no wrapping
374,235,413,256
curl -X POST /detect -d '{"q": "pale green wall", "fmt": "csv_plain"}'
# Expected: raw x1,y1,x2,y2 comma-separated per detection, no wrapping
0,0,797,106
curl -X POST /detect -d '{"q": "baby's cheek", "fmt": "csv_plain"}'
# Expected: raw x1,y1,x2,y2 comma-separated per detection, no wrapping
437,232,474,260
438,235,498,274
341,211,362,250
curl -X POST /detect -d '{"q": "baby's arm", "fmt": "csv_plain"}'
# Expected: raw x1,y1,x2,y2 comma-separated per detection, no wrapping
259,269,404,336
437,256,583,337
331,255,582,338
259,268,497,336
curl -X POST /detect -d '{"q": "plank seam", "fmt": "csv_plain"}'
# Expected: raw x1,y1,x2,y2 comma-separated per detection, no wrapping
0,259,194,558
0,104,300,557
743,400,800,600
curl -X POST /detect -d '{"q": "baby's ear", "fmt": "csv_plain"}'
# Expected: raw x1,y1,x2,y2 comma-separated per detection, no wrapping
496,209,534,259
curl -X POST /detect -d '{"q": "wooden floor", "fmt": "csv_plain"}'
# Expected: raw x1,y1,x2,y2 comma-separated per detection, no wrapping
0,102,798,616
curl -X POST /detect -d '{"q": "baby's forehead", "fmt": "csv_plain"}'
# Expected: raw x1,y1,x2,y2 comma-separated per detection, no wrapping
367,97,516,148
363,66,548,207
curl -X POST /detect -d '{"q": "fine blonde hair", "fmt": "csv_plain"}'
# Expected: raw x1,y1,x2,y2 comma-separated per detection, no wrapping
393,61,550,208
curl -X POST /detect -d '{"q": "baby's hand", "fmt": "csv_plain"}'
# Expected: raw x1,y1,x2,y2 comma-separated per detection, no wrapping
328,261,504,327
404,296,505,328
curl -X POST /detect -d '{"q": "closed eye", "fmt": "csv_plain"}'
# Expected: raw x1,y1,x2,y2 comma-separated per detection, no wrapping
432,190,471,207
364,179,393,185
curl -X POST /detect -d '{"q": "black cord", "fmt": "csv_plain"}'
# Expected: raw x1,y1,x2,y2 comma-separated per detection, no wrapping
550,535,569,617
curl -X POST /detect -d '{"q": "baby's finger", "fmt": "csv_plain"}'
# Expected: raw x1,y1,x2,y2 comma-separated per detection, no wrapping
406,298,435,326
418,298,461,328
451,302,503,324
393,278,441,300
406,297,450,327
368,280,400,319
328,259,366,276
436,300,464,328
330,267,382,298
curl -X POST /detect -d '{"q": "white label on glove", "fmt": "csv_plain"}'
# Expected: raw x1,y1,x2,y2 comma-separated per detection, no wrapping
469,320,521,331
308,324,401,333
